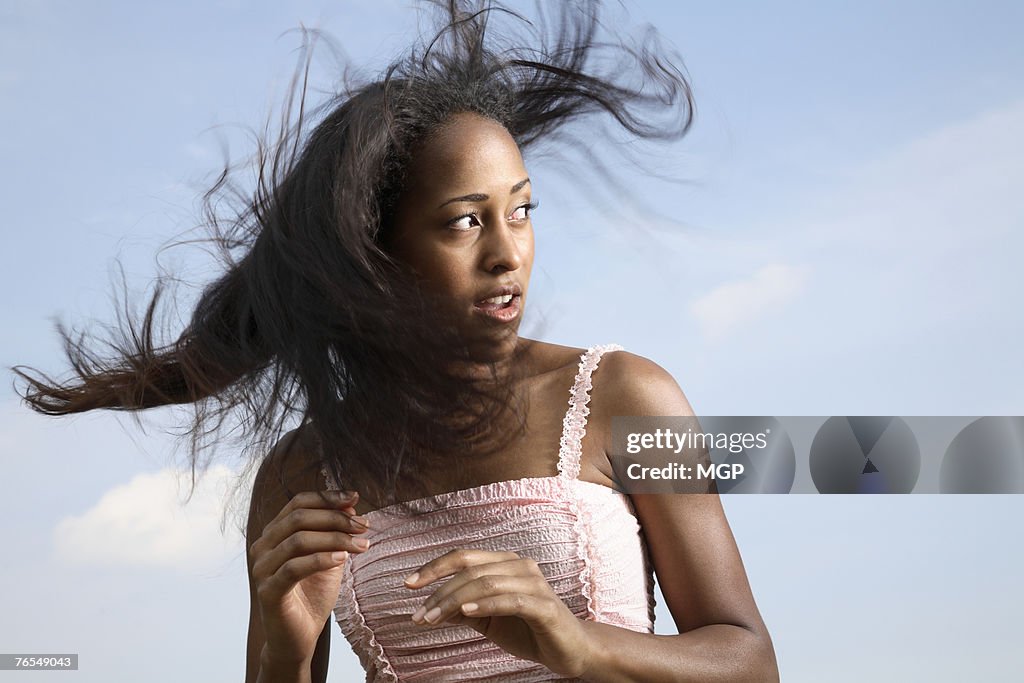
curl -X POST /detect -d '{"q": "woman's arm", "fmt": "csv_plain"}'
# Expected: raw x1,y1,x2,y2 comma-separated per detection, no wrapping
245,611,330,683
577,351,779,682
244,429,369,683
574,494,778,682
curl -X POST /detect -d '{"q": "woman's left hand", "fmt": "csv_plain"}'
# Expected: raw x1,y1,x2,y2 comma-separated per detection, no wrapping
404,548,592,678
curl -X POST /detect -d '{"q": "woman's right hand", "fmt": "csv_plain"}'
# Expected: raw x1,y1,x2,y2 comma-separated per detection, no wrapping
248,489,371,667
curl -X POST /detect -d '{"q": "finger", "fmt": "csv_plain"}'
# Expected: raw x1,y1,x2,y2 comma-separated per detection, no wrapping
257,506,369,556
456,592,560,627
408,558,542,621
412,574,547,625
253,528,369,582
273,490,359,527
250,490,365,557
404,548,520,588
256,550,349,603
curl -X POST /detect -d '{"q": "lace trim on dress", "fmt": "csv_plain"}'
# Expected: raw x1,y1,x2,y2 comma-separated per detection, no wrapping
557,343,623,620
338,560,399,682
320,467,398,680
557,344,623,480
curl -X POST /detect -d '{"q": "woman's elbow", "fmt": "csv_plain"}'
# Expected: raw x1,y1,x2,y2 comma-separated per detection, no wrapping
743,626,780,683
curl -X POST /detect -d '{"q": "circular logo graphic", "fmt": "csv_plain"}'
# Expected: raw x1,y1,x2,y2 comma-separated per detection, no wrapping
699,416,795,493
810,417,920,493
940,416,1024,493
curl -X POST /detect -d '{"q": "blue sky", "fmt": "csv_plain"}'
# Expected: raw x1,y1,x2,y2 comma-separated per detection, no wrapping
1,1,1022,681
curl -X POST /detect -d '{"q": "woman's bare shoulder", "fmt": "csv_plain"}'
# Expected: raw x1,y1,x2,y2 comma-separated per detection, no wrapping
522,339,666,375
593,349,695,417
518,340,688,405
521,340,681,394
247,425,325,535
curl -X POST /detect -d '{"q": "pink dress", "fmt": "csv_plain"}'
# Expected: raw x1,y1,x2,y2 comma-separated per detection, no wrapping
322,344,655,682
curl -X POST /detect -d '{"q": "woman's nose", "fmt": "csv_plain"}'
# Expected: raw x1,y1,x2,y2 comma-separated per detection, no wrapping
481,221,524,273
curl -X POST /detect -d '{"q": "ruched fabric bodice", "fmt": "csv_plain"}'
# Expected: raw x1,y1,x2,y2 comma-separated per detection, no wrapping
322,344,656,682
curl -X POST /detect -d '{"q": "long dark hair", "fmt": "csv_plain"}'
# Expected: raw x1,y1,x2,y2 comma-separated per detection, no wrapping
10,0,694,513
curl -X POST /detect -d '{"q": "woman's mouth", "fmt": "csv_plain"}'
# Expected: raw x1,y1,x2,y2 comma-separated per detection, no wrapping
473,293,522,323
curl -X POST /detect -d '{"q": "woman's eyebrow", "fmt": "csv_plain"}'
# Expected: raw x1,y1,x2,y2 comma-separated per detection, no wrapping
437,177,531,208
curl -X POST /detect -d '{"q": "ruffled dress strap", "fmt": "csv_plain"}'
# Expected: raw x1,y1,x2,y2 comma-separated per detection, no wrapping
557,343,624,480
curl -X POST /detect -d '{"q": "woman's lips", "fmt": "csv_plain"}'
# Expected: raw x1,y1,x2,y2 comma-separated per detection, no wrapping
472,294,522,323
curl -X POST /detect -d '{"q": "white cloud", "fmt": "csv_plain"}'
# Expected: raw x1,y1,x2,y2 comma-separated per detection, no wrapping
800,97,1024,253
786,99,1024,341
689,263,809,342
53,465,244,571
682,98,1023,349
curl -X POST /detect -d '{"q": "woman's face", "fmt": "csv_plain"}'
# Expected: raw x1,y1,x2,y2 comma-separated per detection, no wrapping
390,112,535,351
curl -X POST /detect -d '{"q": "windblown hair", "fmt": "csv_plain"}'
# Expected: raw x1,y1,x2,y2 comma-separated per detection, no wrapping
11,0,694,513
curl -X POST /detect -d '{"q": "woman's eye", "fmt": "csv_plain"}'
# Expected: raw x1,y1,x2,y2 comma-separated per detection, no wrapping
510,201,537,222
447,214,481,231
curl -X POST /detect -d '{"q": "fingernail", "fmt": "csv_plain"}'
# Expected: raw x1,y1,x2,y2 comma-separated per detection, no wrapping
352,515,370,529
423,606,441,623
411,605,426,622
331,551,348,563
404,572,419,585
353,537,370,550
461,602,478,614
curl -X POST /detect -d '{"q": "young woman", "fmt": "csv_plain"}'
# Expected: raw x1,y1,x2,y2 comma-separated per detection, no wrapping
15,2,778,681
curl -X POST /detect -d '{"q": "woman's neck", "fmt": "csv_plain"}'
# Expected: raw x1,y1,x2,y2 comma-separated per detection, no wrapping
447,335,535,383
